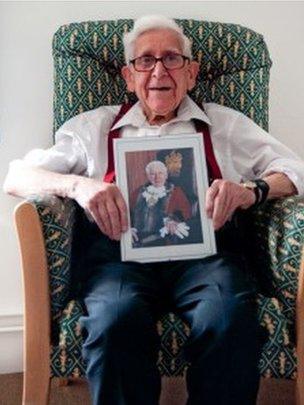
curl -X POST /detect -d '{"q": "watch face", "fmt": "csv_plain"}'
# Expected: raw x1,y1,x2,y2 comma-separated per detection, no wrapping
243,181,257,189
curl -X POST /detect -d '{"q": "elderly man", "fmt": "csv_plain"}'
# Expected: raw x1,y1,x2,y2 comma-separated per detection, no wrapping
4,15,304,405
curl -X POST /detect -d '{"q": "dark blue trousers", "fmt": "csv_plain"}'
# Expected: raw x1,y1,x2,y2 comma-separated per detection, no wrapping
77,213,264,405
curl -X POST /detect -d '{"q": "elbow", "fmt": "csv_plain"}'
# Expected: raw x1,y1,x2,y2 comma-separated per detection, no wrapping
2,160,25,196
3,160,30,197
3,173,16,196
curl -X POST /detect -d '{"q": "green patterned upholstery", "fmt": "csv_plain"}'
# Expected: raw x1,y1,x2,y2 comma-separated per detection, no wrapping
254,198,304,318
31,197,76,326
29,19,304,380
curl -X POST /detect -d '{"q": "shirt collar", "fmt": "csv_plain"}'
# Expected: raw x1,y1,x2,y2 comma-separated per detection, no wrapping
111,95,212,130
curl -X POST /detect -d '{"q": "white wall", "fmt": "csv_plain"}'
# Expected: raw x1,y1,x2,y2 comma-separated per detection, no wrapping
1,1,303,373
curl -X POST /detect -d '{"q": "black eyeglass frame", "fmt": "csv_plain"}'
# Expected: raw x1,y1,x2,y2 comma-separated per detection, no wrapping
129,53,190,72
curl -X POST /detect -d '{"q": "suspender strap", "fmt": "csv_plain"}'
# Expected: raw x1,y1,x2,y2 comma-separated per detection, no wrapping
103,103,222,183
103,103,134,183
193,119,222,182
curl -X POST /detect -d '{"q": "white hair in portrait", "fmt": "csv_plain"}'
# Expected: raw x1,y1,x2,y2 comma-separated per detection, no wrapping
145,160,168,176
123,15,193,63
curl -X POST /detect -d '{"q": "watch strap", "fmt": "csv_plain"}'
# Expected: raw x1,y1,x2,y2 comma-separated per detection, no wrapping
254,179,270,206
250,185,260,207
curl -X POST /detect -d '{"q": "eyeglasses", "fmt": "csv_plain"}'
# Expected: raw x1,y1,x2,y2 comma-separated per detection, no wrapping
129,53,190,72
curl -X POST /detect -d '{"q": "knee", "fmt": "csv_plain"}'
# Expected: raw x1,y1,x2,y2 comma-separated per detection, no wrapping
220,294,260,340
81,296,157,349
216,293,259,341
187,293,260,356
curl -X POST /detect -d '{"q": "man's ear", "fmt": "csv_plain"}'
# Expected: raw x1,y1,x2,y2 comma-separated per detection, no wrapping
121,65,135,92
187,61,200,91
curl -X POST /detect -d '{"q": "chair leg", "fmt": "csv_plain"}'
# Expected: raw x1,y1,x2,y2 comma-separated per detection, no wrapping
297,379,303,405
22,369,50,405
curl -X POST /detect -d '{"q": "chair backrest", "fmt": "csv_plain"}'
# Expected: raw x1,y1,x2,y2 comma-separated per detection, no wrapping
53,19,272,135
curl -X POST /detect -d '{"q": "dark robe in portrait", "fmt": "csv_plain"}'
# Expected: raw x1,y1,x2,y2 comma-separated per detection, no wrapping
130,182,192,247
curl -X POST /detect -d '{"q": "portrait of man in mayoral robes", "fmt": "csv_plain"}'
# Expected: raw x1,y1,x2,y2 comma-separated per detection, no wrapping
114,133,217,262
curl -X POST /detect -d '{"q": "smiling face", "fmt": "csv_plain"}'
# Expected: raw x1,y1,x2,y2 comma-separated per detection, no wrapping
122,28,199,125
146,167,168,187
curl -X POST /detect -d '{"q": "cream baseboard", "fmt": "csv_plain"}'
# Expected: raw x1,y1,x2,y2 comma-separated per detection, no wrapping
0,314,24,374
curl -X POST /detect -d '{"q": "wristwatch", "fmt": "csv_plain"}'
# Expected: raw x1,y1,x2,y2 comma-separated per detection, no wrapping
241,179,270,207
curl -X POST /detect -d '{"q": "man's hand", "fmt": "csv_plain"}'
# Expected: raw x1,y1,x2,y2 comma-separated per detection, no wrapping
165,219,179,235
161,218,190,239
72,177,128,240
205,180,256,230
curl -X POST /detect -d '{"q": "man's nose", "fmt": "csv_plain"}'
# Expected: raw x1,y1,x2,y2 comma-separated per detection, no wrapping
151,60,168,77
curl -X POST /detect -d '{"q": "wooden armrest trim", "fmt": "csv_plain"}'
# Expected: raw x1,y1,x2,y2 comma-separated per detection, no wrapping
14,201,51,402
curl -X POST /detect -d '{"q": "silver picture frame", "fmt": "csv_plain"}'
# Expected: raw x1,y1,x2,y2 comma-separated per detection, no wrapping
114,133,217,263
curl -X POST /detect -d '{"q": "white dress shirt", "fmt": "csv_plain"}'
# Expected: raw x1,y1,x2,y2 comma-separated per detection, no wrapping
17,95,304,196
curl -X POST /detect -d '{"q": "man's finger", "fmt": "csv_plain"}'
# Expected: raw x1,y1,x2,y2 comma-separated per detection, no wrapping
115,193,128,232
212,188,230,230
96,201,112,236
205,181,220,217
106,200,121,239
90,205,108,235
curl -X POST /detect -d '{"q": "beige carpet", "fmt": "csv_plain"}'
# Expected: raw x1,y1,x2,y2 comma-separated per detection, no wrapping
0,373,295,405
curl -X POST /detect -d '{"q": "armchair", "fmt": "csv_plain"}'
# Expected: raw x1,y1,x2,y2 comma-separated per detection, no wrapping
14,19,304,404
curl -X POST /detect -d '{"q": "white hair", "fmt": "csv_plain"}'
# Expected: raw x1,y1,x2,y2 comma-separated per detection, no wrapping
145,160,168,176
123,15,192,63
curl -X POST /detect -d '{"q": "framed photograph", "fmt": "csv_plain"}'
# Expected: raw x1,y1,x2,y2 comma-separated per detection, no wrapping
114,134,217,263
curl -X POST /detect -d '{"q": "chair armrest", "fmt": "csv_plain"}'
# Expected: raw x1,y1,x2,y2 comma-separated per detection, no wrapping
14,200,53,399
252,196,304,320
